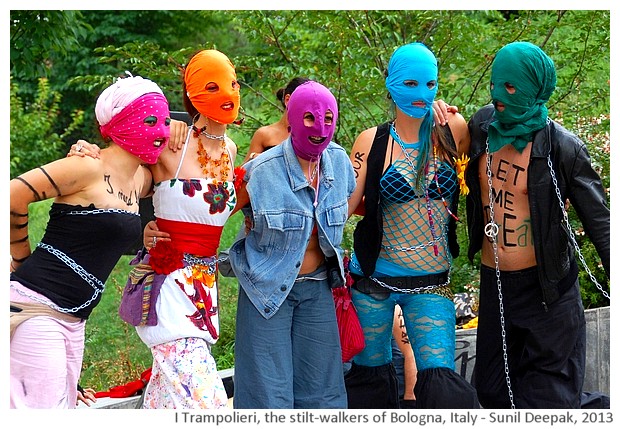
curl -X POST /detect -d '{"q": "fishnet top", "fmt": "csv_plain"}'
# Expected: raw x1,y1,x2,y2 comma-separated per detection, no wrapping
378,155,457,274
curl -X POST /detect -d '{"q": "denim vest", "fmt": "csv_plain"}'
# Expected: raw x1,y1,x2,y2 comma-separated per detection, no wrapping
229,138,356,319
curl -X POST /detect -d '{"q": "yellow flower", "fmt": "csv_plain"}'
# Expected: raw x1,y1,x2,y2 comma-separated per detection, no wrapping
461,316,478,329
184,264,216,288
453,154,470,196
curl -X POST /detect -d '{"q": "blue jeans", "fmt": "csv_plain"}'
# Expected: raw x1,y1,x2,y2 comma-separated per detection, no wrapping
233,267,347,409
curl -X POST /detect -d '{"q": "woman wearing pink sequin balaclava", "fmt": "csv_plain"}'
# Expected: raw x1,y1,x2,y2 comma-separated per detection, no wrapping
67,50,244,409
10,75,170,409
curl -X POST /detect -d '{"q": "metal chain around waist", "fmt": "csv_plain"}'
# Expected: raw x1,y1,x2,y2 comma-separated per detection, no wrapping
382,233,447,252
17,242,106,314
67,208,139,216
547,155,609,300
184,253,222,275
17,210,137,314
349,257,450,294
485,139,516,409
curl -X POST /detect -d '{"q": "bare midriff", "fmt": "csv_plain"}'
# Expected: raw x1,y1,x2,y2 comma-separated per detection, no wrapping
478,143,537,271
299,225,325,275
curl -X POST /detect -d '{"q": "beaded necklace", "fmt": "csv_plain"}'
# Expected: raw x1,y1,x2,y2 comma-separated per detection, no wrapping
196,138,230,182
432,143,459,222
193,125,230,182
391,122,440,256
190,112,231,181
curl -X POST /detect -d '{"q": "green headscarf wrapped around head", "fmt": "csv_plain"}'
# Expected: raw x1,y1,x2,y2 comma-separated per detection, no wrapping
488,41,556,153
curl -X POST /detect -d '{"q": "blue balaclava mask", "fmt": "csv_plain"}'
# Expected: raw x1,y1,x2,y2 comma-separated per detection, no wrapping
386,43,438,185
488,41,556,153
386,42,438,119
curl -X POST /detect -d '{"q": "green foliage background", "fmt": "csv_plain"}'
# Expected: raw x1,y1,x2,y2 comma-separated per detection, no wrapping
11,10,610,391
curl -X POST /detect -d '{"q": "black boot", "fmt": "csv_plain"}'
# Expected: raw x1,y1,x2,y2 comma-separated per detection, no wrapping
399,399,417,408
414,367,480,409
344,362,399,408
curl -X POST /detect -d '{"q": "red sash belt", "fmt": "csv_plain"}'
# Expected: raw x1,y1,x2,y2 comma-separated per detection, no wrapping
156,218,223,256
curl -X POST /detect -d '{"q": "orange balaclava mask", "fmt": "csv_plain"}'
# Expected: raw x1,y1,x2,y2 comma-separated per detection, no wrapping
184,50,241,124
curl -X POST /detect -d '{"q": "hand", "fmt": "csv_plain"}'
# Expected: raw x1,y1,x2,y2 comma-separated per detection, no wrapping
432,99,459,126
67,140,101,159
144,220,171,250
77,386,97,407
168,119,189,153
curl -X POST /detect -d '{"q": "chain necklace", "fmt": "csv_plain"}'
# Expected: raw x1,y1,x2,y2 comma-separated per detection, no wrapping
390,122,441,256
192,124,227,141
390,122,419,148
546,155,609,299
306,157,321,207
308,162,319,183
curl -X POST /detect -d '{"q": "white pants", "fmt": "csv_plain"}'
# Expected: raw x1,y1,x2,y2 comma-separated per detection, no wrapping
10,281,85,409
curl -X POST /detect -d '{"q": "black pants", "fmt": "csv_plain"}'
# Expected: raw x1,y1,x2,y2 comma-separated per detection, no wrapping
473,265,586,408
345,362,479,409
344,362,400,409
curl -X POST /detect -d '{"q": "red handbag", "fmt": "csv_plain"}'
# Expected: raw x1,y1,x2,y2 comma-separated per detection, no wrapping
333,257,365,362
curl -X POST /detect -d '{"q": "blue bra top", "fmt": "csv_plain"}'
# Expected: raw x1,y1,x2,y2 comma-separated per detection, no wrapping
380,158,457,204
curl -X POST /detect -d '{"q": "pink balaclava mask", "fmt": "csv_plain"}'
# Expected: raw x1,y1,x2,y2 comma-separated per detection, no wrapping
287,81,338,161
96,75,170,164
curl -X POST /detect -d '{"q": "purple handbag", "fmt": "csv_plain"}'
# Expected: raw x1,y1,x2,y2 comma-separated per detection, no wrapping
118,248,165,326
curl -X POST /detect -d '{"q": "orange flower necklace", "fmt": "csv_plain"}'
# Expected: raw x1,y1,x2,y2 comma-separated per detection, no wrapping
193,125,230,182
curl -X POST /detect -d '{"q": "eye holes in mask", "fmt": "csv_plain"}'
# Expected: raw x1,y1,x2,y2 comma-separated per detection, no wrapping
403,79,437,90
303,111,334,127
204,80,239,93
144,116,171,127
490,82,516,94
324,110,334,125
205,82,219,92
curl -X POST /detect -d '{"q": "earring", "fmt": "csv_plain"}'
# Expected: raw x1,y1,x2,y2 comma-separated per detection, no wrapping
232,107,246,126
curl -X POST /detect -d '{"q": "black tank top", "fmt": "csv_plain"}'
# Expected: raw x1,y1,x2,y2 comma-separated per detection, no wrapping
11,203,141,319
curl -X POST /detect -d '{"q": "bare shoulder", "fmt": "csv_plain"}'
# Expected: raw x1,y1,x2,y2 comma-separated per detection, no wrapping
352,126,379,154
134,165,153,198
447,111,467,129
56,152,104,180
225,136,238,158
252,125,272,139
251,123,285,148
446,112,470,155
150,145,181,181
249,125,275,148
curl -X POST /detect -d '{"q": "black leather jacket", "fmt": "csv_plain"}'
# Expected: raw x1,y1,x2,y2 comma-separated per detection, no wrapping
465,105,609,306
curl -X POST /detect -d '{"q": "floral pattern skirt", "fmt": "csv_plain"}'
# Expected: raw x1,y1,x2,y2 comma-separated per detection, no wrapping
142,337,228,409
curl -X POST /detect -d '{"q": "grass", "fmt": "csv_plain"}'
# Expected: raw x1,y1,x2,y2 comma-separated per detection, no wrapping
26,199,244,391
